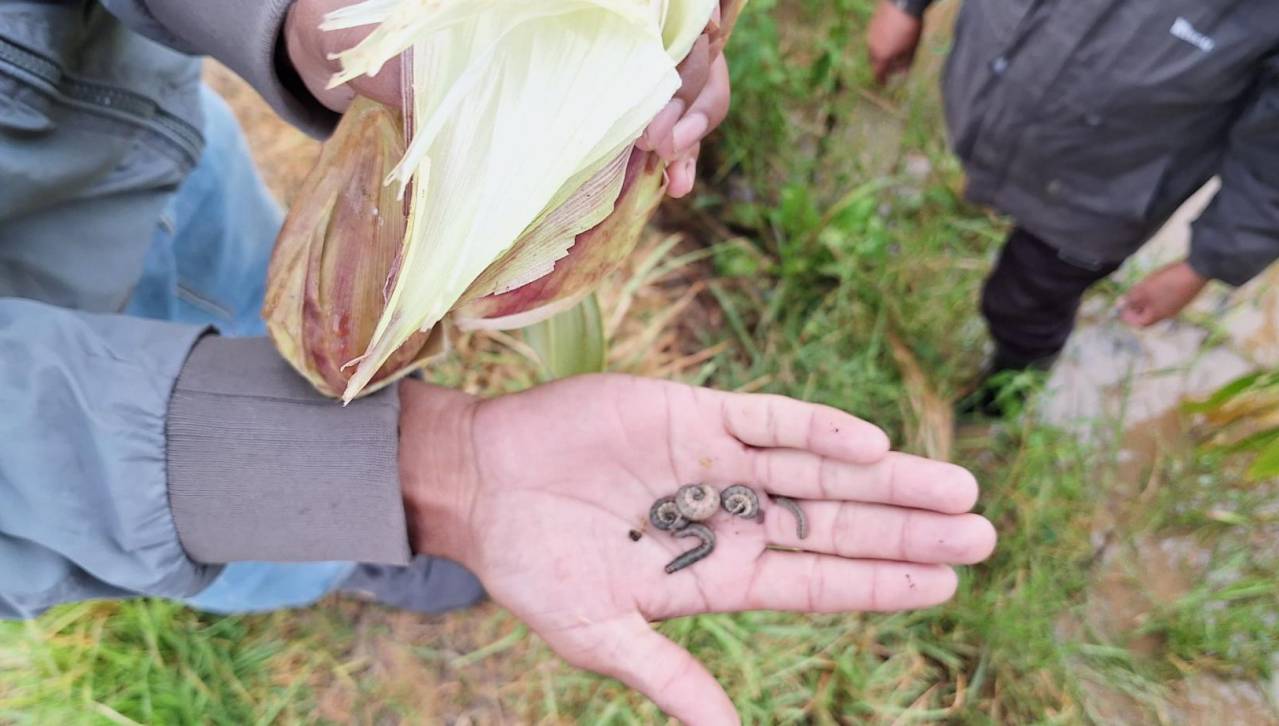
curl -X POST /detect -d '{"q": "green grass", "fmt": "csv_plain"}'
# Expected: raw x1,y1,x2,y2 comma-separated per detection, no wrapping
3,1,1277,723
0,601,306,724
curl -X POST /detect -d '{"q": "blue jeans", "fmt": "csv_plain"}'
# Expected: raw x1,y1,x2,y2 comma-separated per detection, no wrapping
125,87,355,613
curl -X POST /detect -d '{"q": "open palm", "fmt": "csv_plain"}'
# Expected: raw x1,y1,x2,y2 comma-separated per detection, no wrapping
440,374,995,725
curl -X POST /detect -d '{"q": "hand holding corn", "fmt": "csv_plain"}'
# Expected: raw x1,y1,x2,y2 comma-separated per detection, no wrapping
284,0,730,197
267,0,744,402
400,374,997,725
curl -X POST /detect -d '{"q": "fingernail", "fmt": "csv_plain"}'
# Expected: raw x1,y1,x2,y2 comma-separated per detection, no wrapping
672,113,710,154
682,156,697,186
638,126,657,151
645,99,684,155
659,98,685,126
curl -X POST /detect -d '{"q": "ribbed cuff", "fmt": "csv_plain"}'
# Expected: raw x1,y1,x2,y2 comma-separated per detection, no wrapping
145,0,339,137
167,336,411,565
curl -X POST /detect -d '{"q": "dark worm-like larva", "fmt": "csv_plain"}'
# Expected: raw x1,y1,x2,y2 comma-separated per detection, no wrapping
774,496,808,540
664,523,716,574
649,496,688,531
674,483,720,521
720,484,760,518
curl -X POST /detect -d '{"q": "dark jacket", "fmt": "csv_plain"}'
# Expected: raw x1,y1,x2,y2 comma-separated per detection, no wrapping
931,0,1279,284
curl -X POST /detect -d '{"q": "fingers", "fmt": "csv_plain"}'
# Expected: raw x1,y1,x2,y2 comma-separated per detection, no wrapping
347,61,404,109
1118,263,1205,329
1120,302,1155,327
286,0,404,113
659,54,731,161
871,52,914,85
640,52,731,164
638,44,730,199
638,34,709,154
673,35,713,107
735,555,958,613
638,98,688,152
762,499,997,564
871,53,892,85
717,391,891,464
866,0,923,86
665,143,699,199
748,450,979,513
586,617,740,726
1119,289,1157,327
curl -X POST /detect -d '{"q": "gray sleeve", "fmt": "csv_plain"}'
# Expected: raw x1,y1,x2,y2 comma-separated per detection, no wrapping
98,0,339,138
0,299,409,620
0,298,219,618
1188,61,1279,286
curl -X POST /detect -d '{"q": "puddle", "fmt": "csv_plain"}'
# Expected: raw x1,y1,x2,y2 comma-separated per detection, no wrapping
1041,182,1279,722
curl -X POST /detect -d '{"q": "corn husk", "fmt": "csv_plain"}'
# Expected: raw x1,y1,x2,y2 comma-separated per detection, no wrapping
263,99,447,397
454,148,665,329
264,0,745,401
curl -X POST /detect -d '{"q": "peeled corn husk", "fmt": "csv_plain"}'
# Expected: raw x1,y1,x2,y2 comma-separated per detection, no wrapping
263,98,447,397
264,0,744,401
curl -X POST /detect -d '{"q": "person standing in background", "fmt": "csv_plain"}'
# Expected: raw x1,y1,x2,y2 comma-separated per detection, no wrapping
866,0,1279,416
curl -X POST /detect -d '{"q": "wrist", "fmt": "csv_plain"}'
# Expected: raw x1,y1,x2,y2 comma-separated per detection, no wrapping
398,379,482,565
1177,259,1209,284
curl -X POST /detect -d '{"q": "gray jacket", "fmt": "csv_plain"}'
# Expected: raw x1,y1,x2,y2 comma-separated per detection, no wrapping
933,0,1279,283
1,1,410,619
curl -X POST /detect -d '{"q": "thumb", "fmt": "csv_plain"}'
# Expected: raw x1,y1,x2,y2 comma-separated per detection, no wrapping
665,144,700,199
588,616,739,725
1119,290,1153,327
1120,305,1150,327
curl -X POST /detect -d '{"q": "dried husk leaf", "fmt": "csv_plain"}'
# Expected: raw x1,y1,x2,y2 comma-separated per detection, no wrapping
454,147,664,329
459,149,633,301
262,98,445,399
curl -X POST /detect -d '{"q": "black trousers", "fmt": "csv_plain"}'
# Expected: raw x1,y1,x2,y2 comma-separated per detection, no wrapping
980,227,1123,368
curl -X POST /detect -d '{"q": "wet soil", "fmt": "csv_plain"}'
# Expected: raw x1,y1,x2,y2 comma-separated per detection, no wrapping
1043,183,1279,724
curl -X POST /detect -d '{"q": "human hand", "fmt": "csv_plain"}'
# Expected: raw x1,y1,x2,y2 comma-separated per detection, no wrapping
867,0,924,85
285,0,730,199
1119,260,1208,327
284,0,404,113
635,2,733,199
400,374,996,725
